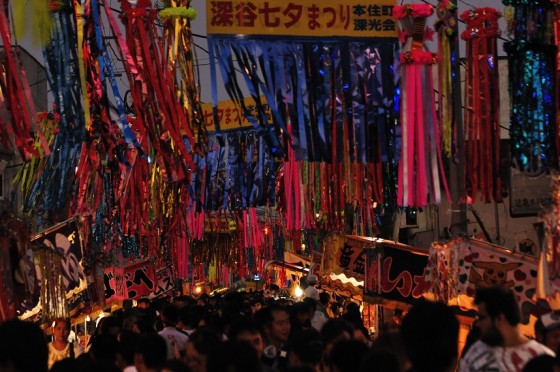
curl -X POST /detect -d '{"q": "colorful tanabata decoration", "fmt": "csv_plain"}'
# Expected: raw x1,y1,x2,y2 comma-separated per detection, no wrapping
208,37,399,231
541,173,560,308
435,0,457,159
395,3,450,207
503,0,557,172
17,0,86,216
461,8,503,203
0,0,50,161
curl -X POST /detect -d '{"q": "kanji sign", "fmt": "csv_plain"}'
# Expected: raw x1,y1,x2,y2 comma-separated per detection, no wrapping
201,97,272,132
154,266,175,297
364,244,429,305
207,0,397,38
104,260,155,301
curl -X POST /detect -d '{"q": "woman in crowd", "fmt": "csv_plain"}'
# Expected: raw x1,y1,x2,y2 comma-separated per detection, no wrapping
47,318,84,369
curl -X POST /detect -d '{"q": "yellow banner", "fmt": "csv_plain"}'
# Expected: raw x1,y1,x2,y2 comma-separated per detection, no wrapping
207,0,398,38
201,97,272,132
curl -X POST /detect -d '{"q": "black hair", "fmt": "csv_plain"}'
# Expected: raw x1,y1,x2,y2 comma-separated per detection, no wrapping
400,301,459,372
188,326,221,356
0,319,49,372
330,339,369,372
474,286,521,326
135,333,167,369
160,302,180,325
287,329,324,367
207,340,261,372
228,317,265,340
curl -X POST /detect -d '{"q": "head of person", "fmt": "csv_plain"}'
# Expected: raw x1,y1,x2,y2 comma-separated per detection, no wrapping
535,312,560,352
184,327,221,372
52,318,71,344
320,318,354,359
228,317,266,358
257,303,291,346
100,315,121,339
207,340,261,372
400,300,459,372
353,324,371,345
160,302,180,327
329,339,369,372
134,333,167,372
137,298,151,310
90,334,119,364
0,318,49,372
474,286,520,346
306,274,318,287
291,301,313,330
286,329,323,370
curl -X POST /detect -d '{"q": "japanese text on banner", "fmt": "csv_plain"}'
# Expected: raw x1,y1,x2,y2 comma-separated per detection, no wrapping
207,0,397,38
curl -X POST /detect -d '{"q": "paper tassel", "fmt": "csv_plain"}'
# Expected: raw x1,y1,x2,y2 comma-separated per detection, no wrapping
461,7,503,203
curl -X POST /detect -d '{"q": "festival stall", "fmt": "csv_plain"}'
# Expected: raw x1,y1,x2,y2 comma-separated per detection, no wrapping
424,237,555,336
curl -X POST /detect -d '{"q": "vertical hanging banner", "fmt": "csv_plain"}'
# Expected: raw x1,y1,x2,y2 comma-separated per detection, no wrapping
32,220,87,296
104,267,126,302
207,0,398,38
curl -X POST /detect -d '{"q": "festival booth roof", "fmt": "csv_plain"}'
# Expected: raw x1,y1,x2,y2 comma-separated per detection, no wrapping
321,234,428,308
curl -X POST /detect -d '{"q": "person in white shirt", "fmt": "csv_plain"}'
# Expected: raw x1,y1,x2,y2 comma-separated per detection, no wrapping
158,303,189,360
459,286,555,372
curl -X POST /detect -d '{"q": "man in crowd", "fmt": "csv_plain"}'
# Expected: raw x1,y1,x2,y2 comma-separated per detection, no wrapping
535,312,560,353
256,303,291,370
459,286,555,371
158,302,189,360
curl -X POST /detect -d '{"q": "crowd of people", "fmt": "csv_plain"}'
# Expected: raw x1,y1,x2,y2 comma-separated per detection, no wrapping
1,283,560,371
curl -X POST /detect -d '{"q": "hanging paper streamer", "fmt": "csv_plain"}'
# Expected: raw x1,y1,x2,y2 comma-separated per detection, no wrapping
435,0,458,158
461,8,503,203
38,248,68,321
0,0,50,161
208,38,400,225
503,0,557,172
395,3,451,207
541,173,560,305
20,1,85,216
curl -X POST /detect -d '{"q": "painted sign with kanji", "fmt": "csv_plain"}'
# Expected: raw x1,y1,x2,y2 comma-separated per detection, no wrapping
123,260,155,299
104,267,126,302
154,266,175,297
207,0,398,38
364,244,429,305
322,235,369,279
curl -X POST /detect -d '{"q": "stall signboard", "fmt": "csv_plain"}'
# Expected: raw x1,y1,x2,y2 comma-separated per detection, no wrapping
322,234,369,280
207,0,398,38
104,260,156,301
364,243,429,305
154,266,175,297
